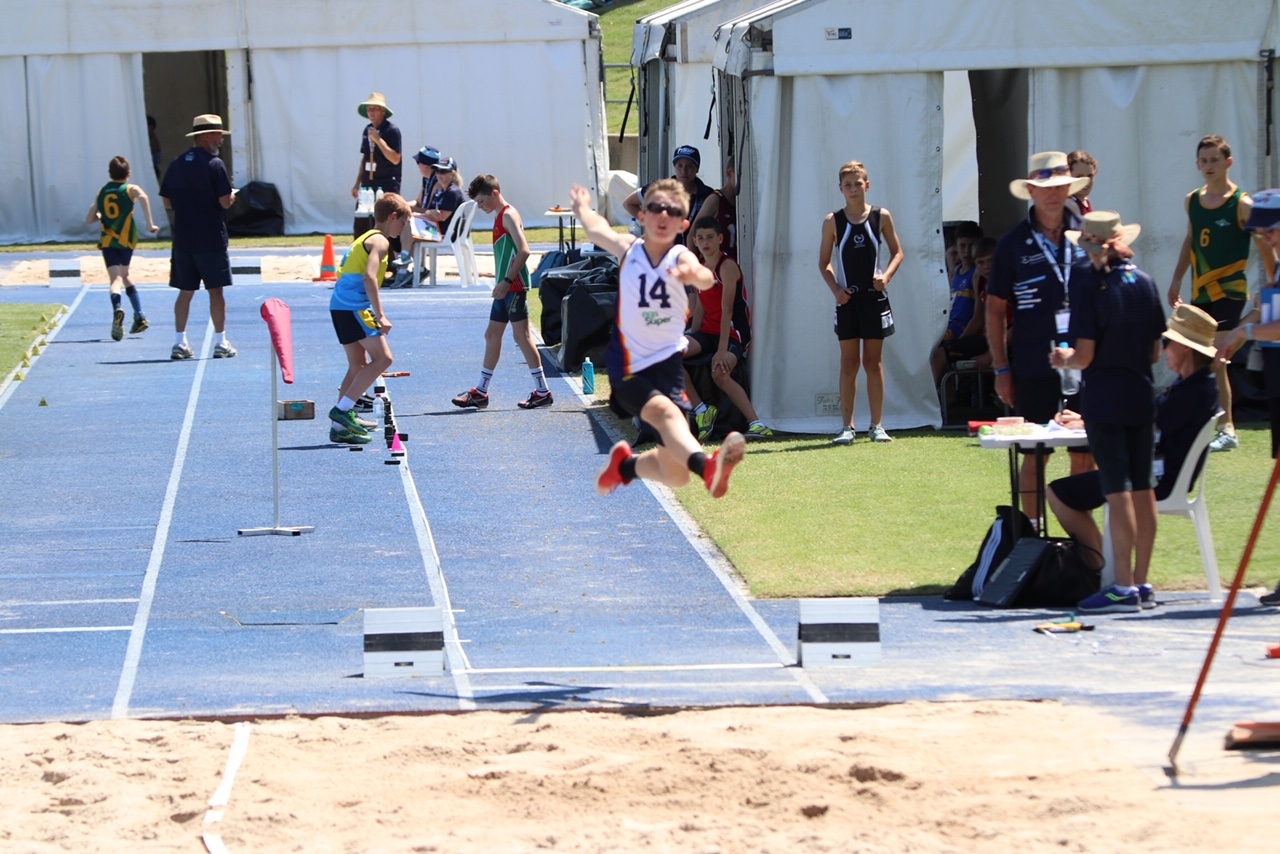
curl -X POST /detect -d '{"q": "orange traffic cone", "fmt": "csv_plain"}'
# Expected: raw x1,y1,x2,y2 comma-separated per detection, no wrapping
313,234,338,282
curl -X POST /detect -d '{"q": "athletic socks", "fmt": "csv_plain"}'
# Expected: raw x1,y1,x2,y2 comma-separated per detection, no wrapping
476,368,494,393
687,452,707,477
619,456,637,484
216,331,229,347
124,285,142,315
337,396,356,412
693,402,707,416
110,292,122,310
174,332,187,346
749,420,764,430
531,367,549,394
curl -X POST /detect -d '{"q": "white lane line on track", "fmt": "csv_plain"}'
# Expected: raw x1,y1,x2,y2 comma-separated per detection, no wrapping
112,322,214,720
0,626,131,634
201,721,251,854
0,598,139,606
561,358,829,705
399,460,476,710
0,283,88,409
465,662,787,674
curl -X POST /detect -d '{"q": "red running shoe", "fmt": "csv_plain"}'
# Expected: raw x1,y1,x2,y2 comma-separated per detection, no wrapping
703,431,745,499
596,440,633,495
451,388,489,409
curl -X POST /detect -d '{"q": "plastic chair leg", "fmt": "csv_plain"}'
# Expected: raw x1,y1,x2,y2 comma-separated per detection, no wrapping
1191,502,1223,602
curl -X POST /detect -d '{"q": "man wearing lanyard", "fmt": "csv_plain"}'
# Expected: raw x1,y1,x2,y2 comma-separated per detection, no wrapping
986,152,1092,525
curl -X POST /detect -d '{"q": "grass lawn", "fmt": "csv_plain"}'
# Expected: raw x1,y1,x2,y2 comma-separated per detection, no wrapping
0,304,63,380
598,0,674,136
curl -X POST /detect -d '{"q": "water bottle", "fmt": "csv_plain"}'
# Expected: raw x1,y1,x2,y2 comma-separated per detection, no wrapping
1056,341,1081,396
581,357,595,394
373,394,385,423
628,217,642,237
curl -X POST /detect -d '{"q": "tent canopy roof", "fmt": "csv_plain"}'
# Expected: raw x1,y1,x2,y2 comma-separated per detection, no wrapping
715,0,1278,77
631,0,764,66
0,0,595,56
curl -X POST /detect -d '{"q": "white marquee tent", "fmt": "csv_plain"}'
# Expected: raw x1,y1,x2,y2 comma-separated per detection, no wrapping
713,0,1280,432
0,0,607,243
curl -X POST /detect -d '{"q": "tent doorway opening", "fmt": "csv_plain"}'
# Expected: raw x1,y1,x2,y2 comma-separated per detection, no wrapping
142,51,231,182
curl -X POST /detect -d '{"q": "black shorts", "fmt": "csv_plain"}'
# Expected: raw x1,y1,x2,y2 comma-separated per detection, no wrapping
834,292,895,340
1013,374,1087,455
611,352,691,429
101,247,134,269
685,330,745,361
331,308,382,346
489,290,529,324
1202,297,1247,331
1087,420,1156,495
942,335,989,362
169,247,231,290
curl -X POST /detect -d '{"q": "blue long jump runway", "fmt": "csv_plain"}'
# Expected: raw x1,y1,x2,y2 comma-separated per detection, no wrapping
2,275,1278,749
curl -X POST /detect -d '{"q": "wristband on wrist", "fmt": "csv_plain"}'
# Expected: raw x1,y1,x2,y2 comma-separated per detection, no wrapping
993,365,1011,376
1246,323,1255,341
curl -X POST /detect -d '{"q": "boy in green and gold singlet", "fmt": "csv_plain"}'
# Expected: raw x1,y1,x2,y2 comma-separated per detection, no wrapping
1168,134,1275,450
85,156,159,341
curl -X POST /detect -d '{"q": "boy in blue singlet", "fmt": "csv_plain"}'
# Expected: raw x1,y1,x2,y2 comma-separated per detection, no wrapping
85,156,159,341
452,174,553,410
328,193,410,445
569,180,745,499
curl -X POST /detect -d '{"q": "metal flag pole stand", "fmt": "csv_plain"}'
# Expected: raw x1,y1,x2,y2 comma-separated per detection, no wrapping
239,300,314,537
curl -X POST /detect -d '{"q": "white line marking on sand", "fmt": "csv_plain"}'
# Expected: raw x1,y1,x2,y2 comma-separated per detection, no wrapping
0,284,88,408
112,323,215,719
202,721,251,854
399,461,476,710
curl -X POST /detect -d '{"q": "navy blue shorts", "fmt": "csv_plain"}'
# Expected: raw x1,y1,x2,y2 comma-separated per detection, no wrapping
490,290,529,324
101,247,134,269
1013,374,1087,456
1087,420,1156,495
331,308,382,346
611,352,691,431
685,330,745,360
169,247,232,290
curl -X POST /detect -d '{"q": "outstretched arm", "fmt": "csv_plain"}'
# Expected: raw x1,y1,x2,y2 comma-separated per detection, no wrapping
570,184,634,260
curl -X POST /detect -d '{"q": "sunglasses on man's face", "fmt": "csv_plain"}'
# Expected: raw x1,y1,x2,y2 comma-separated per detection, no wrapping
645,202,687,218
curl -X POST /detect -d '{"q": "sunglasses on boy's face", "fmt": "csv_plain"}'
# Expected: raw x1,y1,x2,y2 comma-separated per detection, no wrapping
645,202,687,218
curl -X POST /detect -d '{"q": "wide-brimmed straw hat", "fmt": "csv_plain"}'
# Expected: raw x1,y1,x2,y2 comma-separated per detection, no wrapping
1065,210,1142,249
1009,151,1091,200
185,114,231,137
358,92,393,119
1163,304,1218,358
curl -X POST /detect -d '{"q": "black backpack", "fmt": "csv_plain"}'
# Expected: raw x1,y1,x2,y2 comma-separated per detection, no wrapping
945,506,1034,600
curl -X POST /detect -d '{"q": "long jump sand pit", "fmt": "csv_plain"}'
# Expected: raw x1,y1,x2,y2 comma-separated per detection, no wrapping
2,700,1270,852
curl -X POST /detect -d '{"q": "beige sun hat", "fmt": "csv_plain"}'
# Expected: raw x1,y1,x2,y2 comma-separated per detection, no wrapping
185,114,231,137
1065,210,1142,249
1009,151,1091,200
358,92,393,119
1163,303,1219,358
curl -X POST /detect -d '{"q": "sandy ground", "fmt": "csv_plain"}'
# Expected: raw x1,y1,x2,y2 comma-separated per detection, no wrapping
1,251,520,286
2,700,1273,853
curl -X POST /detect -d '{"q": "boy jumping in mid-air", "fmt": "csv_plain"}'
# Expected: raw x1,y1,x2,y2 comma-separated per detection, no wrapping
86,156,159,341
569,179,745,499
452,174,554,410
328,193,410,445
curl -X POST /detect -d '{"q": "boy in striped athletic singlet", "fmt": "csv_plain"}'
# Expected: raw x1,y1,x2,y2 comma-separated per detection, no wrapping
1168,134,1276,451
85,156,159,341
570,179,745,499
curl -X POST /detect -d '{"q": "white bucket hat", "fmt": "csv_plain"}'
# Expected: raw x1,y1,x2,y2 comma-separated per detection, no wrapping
1009,151,1091,200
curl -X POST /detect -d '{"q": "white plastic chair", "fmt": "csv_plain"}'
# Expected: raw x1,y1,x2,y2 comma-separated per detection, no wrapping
443,199,479,287
1101,410,1224,601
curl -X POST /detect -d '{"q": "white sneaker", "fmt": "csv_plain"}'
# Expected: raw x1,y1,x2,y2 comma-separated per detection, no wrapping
1209,430,1238,452
832,427,855,445
170,342,195,360
869,423,893,442
213,342,238,359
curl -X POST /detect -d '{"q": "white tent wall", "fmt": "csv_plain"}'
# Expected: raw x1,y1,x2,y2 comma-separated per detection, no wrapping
670,62,721,177
23,53,159,243
747,72,947,433
0,0,605,242
0,57,34,243
1029,62,1263,297
942,70,978,223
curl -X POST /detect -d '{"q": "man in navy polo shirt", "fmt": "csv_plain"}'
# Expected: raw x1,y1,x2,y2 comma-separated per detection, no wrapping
986,151,1091,523
161,114,237,360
